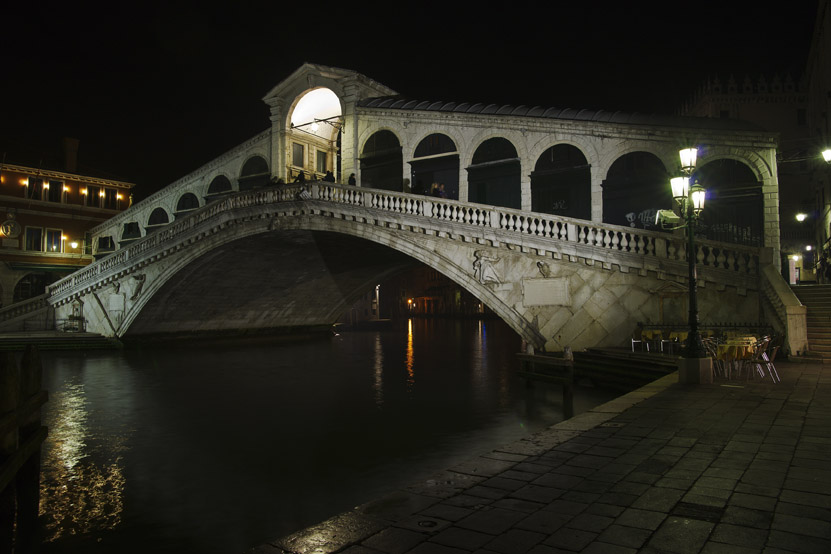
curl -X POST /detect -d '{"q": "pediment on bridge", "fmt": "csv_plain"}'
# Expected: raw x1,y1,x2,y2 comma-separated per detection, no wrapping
262,63,398,107
651,280,688,297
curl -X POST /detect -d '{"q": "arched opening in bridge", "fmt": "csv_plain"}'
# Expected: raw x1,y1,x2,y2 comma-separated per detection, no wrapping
206,175,232,201
146,207,170,234
410,134,459,199
693,159,762,247
467,138,521,209
531,145,591,219
289,88,343,182
602,152,670,229
361,130,403,192
238,156,270,191
120,221,141,247
175,193,200,218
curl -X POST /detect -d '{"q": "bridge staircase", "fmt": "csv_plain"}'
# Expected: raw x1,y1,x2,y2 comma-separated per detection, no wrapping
791,284,831,361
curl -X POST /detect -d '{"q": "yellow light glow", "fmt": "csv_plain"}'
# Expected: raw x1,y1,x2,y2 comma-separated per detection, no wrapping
70,241,78,249
81,189,87,195
792,255,800,261
43,183,49,189
796,213,807,222
21,178,28,186
116,193,122,200
99,191,105,197
64,186,70,192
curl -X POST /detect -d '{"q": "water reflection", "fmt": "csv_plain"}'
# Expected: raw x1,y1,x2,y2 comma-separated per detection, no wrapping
37,320,621,554
405,318,415,390
39,375,126,541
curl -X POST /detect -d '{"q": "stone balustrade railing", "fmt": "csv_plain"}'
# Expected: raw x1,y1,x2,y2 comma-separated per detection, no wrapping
48,182,762,300
0,294,49,323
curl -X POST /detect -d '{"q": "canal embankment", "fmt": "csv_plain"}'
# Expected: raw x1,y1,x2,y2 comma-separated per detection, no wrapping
253,360,831,553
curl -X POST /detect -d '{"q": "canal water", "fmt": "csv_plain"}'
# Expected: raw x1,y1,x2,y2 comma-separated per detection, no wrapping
37,319,620,554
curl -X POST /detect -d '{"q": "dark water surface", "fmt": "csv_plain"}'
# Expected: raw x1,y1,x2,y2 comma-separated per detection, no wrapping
38,319,619,553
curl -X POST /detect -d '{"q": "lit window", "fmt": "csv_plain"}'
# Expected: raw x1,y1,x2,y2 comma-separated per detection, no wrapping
45,229,63,252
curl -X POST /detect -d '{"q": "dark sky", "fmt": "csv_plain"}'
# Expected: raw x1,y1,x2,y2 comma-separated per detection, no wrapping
0,2,819,200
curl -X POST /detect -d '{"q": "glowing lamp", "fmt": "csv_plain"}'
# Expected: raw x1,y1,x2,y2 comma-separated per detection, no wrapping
792,255,800,261
796,213,807,222
670,176,689,202
99,190,105,197
63,186,70,192
310,121,320,132
43,183,49,189
806,245,813,251
679,147,698,171
823,149,831,163
70,241,78,249
81,189,88,195
690,184,706,215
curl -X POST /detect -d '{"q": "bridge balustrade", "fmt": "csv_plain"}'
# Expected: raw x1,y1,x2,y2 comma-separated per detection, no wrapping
48,182,762,301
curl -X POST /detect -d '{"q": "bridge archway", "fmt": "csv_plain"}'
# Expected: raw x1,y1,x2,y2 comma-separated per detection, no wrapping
288,88,343,182
175,193,200,218
602,151,670,229
467,137,521,209
361,130,403,192
694,159,763,246
238,156,270,191
409,133,459,198
206,175,233,200
531,144,591,219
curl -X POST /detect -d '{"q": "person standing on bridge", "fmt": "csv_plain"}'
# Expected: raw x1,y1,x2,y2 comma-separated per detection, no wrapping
323,171,335,182
348,173,357,186
293,171,306,184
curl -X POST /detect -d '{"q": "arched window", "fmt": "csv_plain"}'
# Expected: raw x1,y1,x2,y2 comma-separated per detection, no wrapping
238,156,270,191
467,138,520,209
147,207,170,227
175,193,200,217
602,152,670,229
120,222,142,247
207,175,232,196
360,130,403,192
532,145,591,219
410,134,459,199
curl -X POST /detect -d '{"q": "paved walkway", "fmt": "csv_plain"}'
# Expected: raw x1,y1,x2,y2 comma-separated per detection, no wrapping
250,361,831,554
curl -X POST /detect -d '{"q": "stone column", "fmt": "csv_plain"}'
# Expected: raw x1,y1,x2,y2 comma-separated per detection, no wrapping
590,164,604,223
340,83,360,185
268,99,285,182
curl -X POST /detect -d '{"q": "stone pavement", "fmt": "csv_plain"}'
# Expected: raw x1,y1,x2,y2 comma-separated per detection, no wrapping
250,361,831,554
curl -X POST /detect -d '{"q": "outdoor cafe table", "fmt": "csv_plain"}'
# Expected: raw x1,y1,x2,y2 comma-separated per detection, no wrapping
716,336,757,378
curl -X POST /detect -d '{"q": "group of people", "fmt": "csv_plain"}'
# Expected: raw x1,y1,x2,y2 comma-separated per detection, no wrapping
412,180,449,198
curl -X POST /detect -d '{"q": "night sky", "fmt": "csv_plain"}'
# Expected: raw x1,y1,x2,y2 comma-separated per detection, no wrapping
0,2,819,201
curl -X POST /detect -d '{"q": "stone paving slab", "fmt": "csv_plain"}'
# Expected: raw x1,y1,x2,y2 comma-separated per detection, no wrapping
250,362,831,554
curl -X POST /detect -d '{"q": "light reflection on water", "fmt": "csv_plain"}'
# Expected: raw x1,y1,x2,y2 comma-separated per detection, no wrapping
38,319,621,554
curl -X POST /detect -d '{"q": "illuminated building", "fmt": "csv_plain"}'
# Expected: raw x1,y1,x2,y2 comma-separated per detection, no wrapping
0,161,134,306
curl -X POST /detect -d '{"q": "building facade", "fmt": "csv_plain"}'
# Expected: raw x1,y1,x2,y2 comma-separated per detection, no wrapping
0,162,134,307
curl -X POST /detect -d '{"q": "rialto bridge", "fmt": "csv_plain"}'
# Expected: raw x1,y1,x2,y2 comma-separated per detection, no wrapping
38,63,807,353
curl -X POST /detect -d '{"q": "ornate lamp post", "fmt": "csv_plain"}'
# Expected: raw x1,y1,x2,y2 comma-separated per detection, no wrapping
672,147,708,359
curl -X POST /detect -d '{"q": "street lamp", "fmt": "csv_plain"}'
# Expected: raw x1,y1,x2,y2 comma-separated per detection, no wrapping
672,147,708,360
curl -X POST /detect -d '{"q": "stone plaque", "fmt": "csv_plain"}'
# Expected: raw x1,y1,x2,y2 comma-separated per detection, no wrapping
1,239,19,248
523,278,568,306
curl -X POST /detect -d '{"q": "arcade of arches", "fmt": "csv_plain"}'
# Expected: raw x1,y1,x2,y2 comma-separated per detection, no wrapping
361,130,764,247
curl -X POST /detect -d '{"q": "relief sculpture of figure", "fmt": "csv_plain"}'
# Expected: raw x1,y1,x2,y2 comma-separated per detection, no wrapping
130,274,147,301
473,250,501,285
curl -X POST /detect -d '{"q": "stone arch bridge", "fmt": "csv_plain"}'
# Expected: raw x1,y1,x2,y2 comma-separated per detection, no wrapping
46,183,803,353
